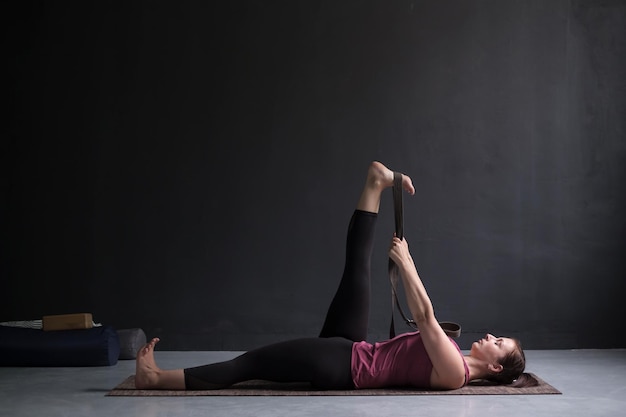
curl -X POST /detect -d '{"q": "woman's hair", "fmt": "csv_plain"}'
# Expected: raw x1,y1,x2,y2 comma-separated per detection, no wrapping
487,339,539,388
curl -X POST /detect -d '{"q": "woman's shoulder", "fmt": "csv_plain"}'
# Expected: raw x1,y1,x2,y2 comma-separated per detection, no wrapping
417,319,468,389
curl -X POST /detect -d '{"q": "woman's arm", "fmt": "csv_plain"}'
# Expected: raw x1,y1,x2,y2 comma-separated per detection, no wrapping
389,236,467,389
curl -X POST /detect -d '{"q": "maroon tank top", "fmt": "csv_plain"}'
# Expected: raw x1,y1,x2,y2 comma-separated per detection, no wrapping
351,331,469,389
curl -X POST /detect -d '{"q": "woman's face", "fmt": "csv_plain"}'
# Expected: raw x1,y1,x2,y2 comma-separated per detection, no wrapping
470,333,517,364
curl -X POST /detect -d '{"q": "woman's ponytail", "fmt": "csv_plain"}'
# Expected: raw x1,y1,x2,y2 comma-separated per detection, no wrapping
509,372,539,388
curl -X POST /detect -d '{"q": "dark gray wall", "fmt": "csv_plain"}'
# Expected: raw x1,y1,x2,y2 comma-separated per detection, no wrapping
4,0,625,350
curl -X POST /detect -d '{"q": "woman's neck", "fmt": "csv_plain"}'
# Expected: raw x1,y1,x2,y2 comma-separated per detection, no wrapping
463,355,490,381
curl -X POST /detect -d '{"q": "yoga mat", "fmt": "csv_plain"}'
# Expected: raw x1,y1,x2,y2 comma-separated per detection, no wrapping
108,374,560,396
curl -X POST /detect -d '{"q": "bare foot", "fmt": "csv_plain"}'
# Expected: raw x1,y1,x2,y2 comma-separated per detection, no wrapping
135,338,162,389
367,161,415,195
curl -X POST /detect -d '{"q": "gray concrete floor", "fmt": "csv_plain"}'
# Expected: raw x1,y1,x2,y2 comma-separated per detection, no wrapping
1,349,625,417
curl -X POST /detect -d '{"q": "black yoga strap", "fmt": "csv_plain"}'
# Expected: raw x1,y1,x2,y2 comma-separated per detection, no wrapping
388,172,461,339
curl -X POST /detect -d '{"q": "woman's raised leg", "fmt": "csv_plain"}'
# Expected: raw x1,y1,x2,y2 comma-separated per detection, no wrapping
318,162,414,341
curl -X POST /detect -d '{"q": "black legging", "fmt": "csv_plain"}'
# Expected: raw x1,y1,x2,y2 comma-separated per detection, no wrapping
184,210,377,390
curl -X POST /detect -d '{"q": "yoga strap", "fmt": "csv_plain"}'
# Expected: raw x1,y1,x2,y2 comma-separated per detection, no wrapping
388,172,461,339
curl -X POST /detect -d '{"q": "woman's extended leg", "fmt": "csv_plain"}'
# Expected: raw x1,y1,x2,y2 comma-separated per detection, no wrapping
318,161,414,341
185,337,354,390
136,337,354,390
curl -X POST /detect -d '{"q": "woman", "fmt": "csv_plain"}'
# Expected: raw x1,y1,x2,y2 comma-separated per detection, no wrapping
135,161,537,390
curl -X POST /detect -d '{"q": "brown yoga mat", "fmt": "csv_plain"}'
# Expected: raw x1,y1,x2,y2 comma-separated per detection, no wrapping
107,374,560,396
